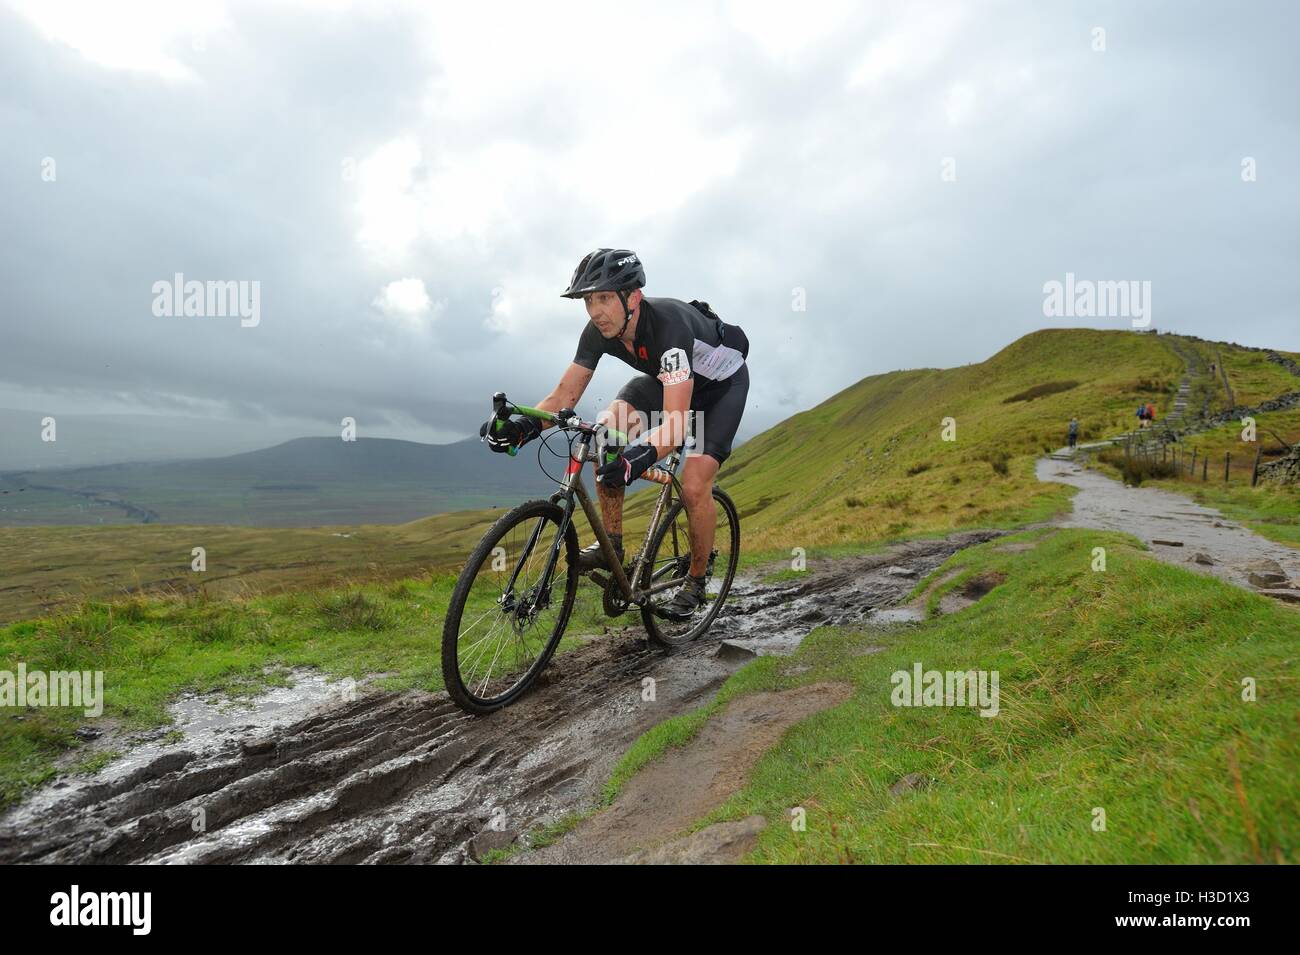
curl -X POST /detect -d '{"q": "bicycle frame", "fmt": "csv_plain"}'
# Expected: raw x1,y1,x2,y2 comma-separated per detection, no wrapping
499,399,695,611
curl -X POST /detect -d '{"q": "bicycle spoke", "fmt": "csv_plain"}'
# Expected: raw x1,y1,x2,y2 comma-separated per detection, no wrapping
445,502,575,709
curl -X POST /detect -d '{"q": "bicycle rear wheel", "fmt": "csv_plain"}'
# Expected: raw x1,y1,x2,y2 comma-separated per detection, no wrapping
441,499,579,713
639,486,740,648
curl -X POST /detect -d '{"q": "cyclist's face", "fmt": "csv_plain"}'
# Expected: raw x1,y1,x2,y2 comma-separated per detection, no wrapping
584,290,638,337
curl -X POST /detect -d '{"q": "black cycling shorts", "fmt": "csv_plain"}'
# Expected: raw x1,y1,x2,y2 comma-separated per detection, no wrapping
614,363,749,466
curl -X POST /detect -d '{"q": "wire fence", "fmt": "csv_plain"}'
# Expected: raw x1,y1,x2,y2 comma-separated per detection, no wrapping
1114,432,1295,487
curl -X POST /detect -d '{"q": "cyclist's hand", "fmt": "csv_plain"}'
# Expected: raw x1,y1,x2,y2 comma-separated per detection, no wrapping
480,414,541,453
596,444,658,487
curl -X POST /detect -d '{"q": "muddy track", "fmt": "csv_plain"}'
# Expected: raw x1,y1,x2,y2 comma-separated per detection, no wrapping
0,530,1000,865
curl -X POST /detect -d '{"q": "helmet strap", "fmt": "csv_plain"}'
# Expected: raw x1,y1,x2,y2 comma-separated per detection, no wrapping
615,290,633,340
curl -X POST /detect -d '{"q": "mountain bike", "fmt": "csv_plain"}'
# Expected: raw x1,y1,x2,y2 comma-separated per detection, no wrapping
440,392,741,714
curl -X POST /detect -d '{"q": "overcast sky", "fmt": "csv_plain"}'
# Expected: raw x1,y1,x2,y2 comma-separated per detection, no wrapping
2,0,1297,456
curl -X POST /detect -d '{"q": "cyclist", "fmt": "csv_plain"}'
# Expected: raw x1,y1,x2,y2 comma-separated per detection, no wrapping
480,248,750,618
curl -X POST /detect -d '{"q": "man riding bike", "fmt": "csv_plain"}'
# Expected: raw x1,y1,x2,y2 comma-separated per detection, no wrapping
479,248,750,619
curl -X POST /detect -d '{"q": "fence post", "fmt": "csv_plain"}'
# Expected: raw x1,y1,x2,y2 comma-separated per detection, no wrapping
1252,445,1262,487
1191,448,1197,476
1224,451,1230,483
1202,455,1208,480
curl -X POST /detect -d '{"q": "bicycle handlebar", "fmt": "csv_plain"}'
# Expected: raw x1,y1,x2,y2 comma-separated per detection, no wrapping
487,391,629,458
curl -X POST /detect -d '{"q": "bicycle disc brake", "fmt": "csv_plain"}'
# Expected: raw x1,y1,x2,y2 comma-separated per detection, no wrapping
507,583,548,631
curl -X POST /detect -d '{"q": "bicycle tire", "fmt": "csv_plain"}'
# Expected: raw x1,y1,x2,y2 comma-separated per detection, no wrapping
441,499,579,713
640,486,740,648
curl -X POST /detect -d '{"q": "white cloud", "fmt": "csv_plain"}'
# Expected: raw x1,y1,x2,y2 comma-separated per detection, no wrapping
355,138,423,265
372,278,438,333
347,3,757,268
846,10,964,91
724,0,860,66
8,0,229,81
946,82,977,125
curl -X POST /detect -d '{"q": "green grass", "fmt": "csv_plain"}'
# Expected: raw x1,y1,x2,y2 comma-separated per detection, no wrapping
0,569,611,810
597,529,1299,864
0,510,505,625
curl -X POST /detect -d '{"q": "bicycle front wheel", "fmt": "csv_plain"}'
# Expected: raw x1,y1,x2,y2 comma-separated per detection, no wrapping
640,486,740,648
441,499,579,713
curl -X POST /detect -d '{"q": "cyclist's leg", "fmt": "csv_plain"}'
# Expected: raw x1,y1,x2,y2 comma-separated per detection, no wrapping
680,454,720,576
592,375,654,535
681,363,748,575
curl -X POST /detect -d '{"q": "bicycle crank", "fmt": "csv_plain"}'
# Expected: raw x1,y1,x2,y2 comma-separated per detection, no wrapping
602,574,630,616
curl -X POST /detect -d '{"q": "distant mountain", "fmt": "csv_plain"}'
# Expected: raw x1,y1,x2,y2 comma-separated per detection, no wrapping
0,410,308,472
0,435,561,527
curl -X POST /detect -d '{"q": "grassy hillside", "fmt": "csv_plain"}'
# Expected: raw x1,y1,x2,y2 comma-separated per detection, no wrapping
702,328,1187,551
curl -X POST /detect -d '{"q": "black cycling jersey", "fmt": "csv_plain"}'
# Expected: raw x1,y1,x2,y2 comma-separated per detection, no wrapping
572,296,748,388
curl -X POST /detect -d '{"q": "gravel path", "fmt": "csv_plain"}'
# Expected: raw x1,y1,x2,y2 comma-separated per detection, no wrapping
1036,456,1300,593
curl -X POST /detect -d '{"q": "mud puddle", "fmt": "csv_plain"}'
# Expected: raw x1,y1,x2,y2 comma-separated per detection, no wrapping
0,530,999,865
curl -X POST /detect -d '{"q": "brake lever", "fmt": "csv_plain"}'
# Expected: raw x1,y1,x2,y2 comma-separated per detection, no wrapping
486,391,521,456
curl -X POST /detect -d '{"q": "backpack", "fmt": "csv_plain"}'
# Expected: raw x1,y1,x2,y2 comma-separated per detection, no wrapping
689,300,749,360
1146,403,1155,419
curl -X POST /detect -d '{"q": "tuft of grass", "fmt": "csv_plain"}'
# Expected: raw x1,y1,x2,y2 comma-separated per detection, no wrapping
480,812,589,864
1097,448,1179,486
315,591,396,631
979,449,1011,476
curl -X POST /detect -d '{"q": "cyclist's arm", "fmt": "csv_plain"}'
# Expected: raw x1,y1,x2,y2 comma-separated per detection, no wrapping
640,378,692,458
533,362,593,428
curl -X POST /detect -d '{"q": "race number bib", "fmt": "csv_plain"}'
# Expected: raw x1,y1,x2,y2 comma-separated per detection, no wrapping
657,347,691,386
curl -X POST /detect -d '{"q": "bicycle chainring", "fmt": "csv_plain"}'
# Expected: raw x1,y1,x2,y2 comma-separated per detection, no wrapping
602,574,629,616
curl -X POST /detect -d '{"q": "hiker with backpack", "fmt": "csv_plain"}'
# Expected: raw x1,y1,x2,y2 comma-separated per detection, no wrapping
1068,417,1079,449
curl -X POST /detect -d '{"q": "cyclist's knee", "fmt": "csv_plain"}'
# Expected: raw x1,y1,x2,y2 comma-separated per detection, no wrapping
680,472,713,505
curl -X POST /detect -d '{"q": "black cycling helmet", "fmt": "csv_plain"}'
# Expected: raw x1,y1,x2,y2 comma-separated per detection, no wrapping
561,248,645,299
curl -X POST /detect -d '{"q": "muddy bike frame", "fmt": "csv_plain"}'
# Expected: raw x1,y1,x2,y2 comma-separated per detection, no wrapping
488,391,701,612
